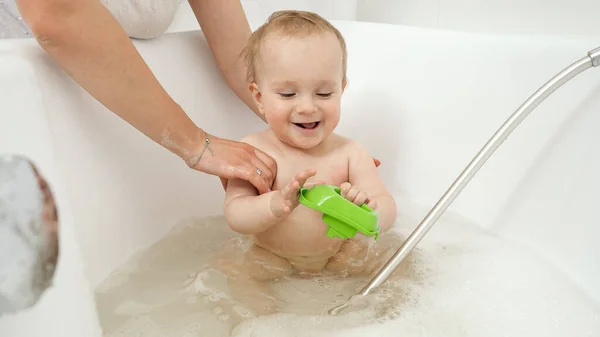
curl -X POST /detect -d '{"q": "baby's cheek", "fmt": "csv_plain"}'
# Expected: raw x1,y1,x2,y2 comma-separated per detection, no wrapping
264,106,291,127
321,102,341,127
321,99,341,113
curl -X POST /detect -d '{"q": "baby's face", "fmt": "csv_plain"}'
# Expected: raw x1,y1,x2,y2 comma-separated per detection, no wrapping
250,31,346,150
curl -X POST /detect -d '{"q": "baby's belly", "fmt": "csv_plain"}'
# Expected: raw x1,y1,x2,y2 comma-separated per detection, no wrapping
252,208,344,273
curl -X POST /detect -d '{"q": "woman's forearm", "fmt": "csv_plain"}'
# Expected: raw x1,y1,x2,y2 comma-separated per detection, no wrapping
188,0,265,121
17,0,204,162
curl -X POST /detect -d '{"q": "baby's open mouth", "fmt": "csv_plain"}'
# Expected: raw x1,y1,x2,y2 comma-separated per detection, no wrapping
294,122,320,130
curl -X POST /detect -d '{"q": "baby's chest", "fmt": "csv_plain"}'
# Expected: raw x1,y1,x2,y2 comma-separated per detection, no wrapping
272,155,350,190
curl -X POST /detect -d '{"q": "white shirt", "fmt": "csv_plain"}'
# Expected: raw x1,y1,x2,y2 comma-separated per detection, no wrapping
101,0,181,39
0,0,30,39
0,0,181,39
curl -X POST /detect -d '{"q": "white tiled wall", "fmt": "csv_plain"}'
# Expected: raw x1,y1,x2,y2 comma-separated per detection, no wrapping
242,0,358,27
4,0,599,38
170,0,600,37
168,0,358,33
356,0,600,37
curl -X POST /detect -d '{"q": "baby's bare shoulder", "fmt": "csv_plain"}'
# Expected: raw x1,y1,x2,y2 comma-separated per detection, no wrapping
331,134,370,155
240,130,273,148
239,130,285,159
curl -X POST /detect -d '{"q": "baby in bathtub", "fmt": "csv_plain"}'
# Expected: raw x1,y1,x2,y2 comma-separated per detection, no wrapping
218,10,400,315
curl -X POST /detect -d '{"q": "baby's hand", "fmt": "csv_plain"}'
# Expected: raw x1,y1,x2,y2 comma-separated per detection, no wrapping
270,168,318,219
340,182,377,209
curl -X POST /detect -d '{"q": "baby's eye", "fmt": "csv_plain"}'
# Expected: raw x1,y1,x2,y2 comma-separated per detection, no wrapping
317,92,333,98
278,93,295,98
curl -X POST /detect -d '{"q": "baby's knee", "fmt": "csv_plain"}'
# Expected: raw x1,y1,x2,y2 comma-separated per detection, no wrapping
326,254,370,276
102,0,180,39
326,238,387,276
245,246,293,281
327,250,366,276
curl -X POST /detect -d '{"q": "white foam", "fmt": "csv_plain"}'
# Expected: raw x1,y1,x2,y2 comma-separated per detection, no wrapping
94,198,600,337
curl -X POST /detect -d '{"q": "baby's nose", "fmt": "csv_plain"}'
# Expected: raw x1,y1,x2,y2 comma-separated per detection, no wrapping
295,96,317,115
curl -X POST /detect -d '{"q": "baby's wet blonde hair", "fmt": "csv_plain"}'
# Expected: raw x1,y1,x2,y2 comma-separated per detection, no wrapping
241,10,348,83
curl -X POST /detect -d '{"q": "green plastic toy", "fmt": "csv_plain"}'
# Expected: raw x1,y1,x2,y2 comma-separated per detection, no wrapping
298,184,380,240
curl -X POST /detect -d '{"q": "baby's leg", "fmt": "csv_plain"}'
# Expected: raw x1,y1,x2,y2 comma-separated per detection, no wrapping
325,233,414,278
215,244,293,316
244,244,294,281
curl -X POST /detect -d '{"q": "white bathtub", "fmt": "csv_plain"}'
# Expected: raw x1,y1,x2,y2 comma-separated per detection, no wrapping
1,20,599,336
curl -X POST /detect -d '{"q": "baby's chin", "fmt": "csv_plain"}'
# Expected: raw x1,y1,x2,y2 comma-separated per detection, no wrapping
277,134,328,150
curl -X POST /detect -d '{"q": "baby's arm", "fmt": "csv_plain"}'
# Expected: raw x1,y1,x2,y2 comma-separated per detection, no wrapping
224,169,317,234
346,142,397,233
223,135,317,234
221,135,273,234
223,178,279,234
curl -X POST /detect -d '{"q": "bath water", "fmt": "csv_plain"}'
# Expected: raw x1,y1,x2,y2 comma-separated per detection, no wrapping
94,197,600,337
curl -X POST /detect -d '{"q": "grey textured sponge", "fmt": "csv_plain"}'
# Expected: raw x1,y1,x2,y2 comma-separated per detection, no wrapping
0,155,59,315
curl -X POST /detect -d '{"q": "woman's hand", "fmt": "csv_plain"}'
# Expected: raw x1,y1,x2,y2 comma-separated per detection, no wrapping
189,133,277,194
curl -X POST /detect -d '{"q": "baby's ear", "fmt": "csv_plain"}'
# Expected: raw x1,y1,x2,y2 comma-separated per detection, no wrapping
248,82,265,114
342,78,348,93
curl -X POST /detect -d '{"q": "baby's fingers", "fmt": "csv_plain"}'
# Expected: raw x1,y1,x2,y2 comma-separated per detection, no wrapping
296,168,317,186
281,169,317,202
345,186,361,204
340,182,368,206
353,191,369,206
340,182,352,196
282,180,301,200
304,180,326,188
367,199,378,209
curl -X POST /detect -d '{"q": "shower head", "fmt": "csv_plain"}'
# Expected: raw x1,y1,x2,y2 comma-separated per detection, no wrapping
329,45,600,316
